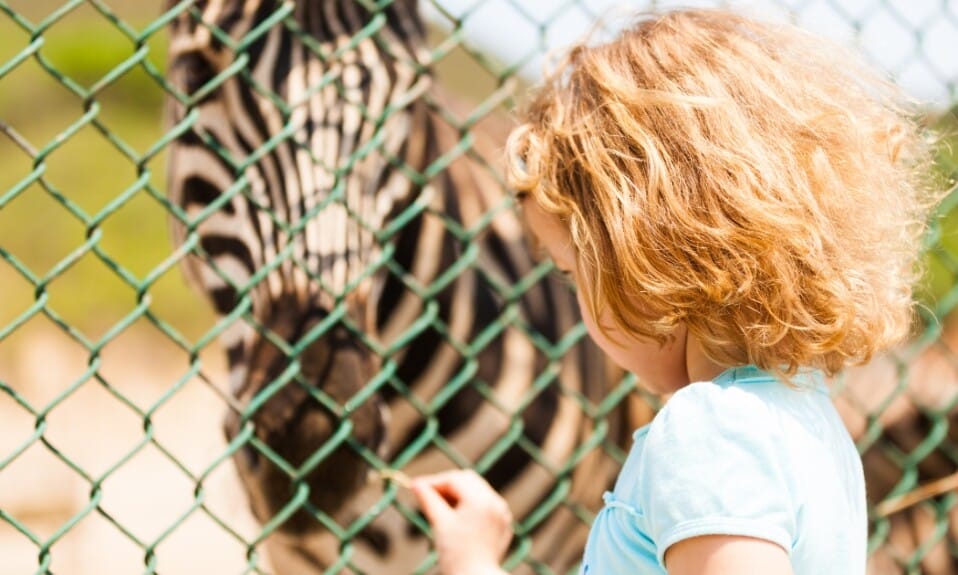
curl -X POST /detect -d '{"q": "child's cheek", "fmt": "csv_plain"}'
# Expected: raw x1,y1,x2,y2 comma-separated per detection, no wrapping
574,290,627,363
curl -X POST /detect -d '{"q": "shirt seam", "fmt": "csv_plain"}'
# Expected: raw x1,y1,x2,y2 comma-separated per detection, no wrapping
656,517,792,570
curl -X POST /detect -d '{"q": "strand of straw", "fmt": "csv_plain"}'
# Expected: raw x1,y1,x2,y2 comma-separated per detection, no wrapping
874,470,958,517
377,469,413,489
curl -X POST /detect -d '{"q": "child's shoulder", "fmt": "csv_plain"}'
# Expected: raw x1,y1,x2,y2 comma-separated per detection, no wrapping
643,366,824,451
621,371,859,569
627,370,808,511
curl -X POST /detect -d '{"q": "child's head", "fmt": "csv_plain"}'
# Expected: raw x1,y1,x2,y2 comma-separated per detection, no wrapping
507,8,938,377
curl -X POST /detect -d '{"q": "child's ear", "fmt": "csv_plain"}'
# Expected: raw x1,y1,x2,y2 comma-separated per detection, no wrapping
514,200,546,260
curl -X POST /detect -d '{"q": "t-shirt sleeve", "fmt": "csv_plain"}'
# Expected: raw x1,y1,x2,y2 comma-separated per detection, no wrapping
636,382,797,570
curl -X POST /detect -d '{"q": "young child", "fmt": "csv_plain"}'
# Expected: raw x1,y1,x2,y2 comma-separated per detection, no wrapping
410,8,937,575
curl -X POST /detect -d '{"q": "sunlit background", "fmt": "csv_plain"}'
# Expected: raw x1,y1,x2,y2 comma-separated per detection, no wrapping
0,1,956,573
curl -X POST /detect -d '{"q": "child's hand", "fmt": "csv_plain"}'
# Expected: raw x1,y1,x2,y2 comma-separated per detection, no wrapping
411,469,513,575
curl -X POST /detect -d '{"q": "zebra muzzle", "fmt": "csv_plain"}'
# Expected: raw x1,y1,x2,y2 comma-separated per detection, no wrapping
224,315,387,535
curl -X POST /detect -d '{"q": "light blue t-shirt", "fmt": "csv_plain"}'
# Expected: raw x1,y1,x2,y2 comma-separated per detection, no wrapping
580,365,866,574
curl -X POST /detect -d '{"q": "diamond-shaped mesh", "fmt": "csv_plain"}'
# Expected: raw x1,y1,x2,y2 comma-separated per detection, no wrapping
0,1,956,574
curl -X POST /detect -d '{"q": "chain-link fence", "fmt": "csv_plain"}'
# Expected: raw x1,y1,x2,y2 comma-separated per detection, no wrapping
1,1,957,574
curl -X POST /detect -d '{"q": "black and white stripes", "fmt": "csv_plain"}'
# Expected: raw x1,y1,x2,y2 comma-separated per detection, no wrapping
165,1,631,572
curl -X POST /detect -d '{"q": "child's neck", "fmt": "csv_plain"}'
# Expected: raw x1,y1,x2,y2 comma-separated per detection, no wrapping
684,333,727,385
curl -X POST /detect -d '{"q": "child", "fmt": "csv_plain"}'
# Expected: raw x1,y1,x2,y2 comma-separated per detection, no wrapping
411,8,937,575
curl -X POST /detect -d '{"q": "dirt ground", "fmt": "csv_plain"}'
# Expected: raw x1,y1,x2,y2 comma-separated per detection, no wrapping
0,321,266,574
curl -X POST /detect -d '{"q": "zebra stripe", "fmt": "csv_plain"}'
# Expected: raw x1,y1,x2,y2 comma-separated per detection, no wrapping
165,1,632,572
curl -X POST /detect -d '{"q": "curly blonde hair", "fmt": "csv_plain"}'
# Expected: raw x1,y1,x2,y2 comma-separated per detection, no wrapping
506,8,939,377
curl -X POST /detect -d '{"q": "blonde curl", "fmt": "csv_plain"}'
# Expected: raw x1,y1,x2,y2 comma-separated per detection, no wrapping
506,8,942,377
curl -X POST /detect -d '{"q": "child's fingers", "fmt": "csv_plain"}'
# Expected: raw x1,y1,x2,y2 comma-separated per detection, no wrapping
413,470,492,508
412,470,512,529
411,479,456,525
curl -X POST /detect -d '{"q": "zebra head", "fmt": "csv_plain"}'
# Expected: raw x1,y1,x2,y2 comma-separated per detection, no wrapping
166,0,438,531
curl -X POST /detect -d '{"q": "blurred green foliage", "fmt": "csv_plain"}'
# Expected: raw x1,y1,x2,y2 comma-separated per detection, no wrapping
918,107,958,316
0,6,215,347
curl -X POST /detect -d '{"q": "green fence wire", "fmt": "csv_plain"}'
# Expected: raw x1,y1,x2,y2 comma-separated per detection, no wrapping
0,1,957,574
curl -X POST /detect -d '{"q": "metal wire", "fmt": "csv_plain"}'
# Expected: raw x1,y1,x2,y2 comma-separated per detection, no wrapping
0,1,956,573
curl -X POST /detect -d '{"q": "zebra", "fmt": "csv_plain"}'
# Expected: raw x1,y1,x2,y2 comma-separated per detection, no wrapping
164,0,637,572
